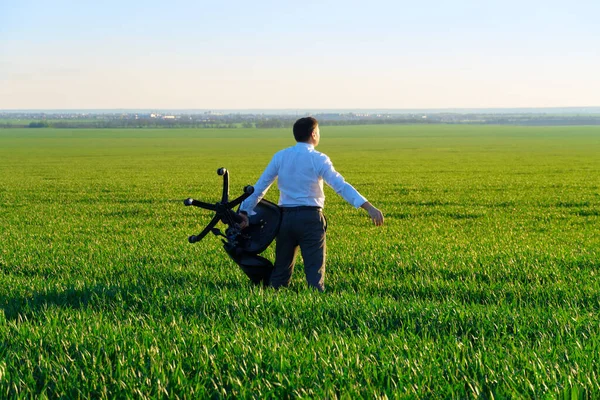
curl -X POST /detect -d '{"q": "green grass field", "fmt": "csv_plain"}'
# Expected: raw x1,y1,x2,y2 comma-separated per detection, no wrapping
1,125,599,398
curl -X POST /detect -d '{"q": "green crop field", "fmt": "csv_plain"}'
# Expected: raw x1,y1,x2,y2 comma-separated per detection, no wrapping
1,125,599,398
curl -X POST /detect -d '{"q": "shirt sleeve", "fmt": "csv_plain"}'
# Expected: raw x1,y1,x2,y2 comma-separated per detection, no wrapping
319,155,367,208
239,153,280,215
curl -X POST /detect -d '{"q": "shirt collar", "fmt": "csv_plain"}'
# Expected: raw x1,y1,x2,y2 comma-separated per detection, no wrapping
295,142,314,150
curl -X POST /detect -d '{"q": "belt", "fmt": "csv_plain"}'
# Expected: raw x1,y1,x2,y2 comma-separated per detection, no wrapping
280,206,322,212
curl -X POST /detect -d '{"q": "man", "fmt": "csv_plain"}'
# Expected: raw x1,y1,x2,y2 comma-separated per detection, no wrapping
238,117,384,291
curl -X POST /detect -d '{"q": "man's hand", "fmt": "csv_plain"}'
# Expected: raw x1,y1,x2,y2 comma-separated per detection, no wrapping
238,212,250,229
361,202,384,226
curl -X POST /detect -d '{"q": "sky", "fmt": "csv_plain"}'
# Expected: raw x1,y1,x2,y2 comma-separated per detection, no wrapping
1,0,599,110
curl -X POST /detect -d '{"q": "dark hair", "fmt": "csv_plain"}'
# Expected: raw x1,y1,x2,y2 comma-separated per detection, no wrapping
293,117,318,142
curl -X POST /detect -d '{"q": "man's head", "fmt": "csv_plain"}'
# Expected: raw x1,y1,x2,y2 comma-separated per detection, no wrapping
293,117,320,146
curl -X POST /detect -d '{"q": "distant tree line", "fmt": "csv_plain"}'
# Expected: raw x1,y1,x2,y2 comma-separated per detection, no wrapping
1,115,600,129
28,121,50,128
4,120,239,129
254,119,293,129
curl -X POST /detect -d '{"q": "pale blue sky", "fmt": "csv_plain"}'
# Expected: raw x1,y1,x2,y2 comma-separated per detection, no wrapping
1,0,599,109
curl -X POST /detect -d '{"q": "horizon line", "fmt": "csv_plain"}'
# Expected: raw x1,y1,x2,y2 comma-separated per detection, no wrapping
2,106,600,114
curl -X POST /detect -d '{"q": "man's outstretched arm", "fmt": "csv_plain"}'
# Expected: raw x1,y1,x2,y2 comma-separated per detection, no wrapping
320,156,384,226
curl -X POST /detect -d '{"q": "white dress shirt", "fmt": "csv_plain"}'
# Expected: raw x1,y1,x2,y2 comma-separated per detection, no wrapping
240,142,367,214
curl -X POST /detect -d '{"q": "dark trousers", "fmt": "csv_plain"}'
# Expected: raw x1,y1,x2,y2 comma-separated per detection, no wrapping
270,208,327,291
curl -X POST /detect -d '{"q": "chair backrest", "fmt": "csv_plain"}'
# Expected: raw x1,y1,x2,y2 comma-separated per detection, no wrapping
237,199,281,254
